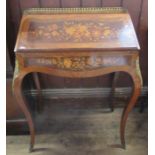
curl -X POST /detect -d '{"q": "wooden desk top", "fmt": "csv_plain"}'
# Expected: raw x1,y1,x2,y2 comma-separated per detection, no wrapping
15,7,140,52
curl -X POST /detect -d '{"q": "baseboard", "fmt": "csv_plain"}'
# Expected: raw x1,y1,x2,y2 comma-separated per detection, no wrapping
25,86,147,99
6,119,29,135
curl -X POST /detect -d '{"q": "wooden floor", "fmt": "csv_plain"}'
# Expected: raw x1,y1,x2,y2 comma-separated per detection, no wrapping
7,99,148,155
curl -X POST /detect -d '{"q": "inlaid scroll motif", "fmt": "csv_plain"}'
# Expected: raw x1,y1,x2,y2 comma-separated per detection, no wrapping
26,56,129,71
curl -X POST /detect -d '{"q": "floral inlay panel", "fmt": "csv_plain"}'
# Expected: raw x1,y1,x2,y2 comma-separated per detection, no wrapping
27,20,125,43
26,56,129,71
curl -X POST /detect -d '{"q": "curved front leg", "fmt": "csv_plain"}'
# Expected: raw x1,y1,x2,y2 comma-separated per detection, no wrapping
120,59,143,149
13,61,35,152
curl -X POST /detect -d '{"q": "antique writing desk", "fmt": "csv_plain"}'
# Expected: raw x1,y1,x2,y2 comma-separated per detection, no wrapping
13,8,142,152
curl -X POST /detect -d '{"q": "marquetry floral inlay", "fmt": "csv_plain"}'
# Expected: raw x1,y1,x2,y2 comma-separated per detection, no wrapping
27,20,122,43
27,56,128,71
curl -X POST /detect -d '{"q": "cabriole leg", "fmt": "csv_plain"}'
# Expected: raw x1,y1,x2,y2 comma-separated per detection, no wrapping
120,66,142,149
13,70,35,152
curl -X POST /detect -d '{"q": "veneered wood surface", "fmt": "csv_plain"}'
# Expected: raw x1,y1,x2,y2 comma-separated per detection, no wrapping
15,9,139,52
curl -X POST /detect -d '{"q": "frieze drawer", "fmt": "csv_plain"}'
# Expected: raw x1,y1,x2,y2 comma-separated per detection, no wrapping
25,55,131,71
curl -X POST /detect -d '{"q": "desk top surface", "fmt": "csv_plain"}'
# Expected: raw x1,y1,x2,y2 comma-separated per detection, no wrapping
15,8,140,52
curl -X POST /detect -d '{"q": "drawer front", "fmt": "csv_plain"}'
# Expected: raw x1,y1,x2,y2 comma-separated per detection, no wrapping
24,54,132,71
